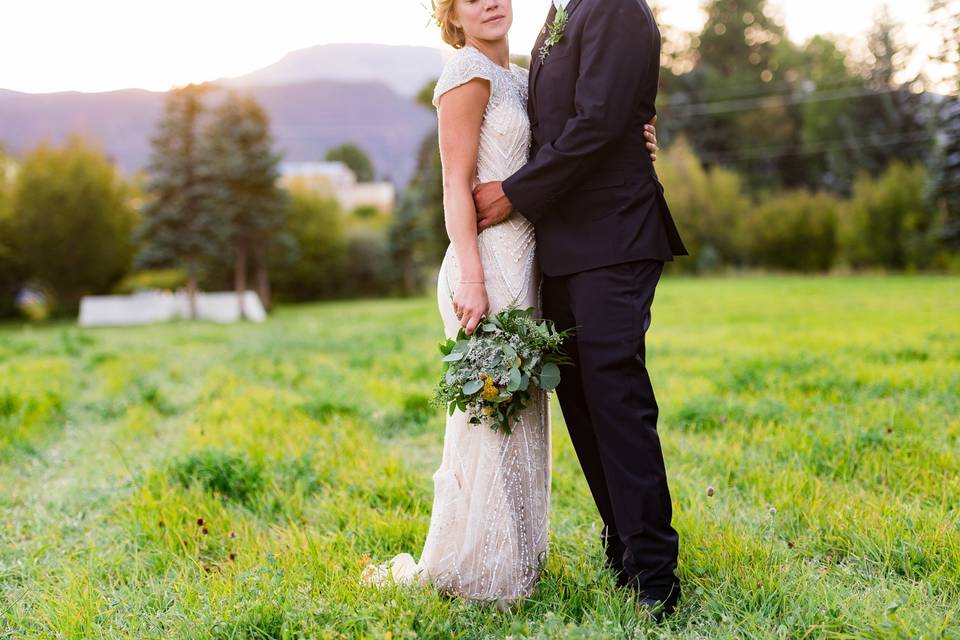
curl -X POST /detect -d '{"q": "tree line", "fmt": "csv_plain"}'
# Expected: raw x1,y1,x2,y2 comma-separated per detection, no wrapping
387,0,959,289
650,0,959,268
0,85,404,319
0,0,957,319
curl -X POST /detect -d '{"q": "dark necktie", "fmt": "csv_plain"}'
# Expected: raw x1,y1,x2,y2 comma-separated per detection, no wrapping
535,4,558,57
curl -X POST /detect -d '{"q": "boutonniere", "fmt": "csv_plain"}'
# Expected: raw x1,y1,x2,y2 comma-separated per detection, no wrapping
538,5,568,63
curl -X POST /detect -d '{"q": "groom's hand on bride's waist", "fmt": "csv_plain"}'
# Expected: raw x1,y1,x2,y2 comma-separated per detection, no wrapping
474,181,514,231
471,117,658,232
646,115,659,163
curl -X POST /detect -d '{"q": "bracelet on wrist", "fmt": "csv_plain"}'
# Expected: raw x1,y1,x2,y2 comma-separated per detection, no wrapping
460,280,484,285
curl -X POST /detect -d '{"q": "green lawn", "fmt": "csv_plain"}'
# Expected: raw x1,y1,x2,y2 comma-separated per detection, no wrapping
1,276,959,639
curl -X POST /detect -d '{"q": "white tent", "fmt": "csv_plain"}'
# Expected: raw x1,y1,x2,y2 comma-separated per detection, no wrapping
78,290,267,327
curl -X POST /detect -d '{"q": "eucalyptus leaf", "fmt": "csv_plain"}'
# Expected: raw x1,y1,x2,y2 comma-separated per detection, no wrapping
519,374,530,392
507,367,522,392
540,362,561,390
434,306,575,436
462,379,484,395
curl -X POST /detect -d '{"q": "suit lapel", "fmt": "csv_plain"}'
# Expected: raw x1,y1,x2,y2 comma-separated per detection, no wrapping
528,3,556,94
529,0,586,103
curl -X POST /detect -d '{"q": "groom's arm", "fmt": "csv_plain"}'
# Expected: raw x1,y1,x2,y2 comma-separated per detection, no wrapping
502,0,654,224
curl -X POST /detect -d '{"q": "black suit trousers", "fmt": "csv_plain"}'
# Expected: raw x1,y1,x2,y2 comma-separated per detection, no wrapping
541,259,680,596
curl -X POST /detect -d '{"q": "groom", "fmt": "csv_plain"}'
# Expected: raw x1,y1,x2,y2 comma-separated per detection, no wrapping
473,0,688,621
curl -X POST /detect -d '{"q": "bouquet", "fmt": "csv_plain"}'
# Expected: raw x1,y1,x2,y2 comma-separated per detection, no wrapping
435,307,574,434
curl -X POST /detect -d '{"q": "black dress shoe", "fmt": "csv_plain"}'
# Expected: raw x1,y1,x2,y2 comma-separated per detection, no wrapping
637,595,672,623
625,580,680,623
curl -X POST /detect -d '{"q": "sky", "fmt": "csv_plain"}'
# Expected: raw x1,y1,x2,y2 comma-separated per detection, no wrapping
0,0,938,94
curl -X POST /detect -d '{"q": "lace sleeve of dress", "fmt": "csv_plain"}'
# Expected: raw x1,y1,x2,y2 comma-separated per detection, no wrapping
511,64,530,103
432,48,495,109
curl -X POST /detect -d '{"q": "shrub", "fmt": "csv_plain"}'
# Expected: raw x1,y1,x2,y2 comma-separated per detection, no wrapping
343,229,393,297
657,137,752,272
839,163,937,270
113,268,189,294
0,169,25,318
9,135,138,313
269,187,347,301
352,205,378,219
738,190,840,271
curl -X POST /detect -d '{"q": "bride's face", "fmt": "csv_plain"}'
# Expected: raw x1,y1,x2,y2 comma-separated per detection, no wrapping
456,0,513,43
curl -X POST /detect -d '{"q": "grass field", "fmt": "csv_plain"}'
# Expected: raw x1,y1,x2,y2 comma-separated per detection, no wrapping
1,276,959,639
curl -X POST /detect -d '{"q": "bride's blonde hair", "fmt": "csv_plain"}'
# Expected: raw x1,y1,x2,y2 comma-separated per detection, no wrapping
432,0,466,49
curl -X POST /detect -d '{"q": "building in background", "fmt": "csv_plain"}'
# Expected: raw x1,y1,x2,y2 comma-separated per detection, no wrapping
279,161,395,214
0,154,18,184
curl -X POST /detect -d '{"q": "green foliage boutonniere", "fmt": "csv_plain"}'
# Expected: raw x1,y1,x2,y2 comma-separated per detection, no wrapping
538,5,568,63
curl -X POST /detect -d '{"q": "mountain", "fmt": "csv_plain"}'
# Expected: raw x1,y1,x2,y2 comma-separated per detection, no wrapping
0,78,437,186
216,43,446,98
0,87,165,170
209,79,436,185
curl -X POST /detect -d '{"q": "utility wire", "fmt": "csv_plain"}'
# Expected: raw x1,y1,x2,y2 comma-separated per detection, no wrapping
665,86,908,117
695,130,936,163
661,74,871,100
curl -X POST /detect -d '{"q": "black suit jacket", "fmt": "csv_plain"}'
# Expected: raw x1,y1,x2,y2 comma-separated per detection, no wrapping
502,0,688,277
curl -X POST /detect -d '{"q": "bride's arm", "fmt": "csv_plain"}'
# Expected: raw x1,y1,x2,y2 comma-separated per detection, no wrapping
437,77,491,336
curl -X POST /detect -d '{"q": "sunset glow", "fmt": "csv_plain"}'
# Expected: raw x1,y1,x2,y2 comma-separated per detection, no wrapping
0,0,939,94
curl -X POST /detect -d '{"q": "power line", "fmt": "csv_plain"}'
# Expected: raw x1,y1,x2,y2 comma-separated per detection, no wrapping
665,86,907,117
695,130,936,163
661,74,870,101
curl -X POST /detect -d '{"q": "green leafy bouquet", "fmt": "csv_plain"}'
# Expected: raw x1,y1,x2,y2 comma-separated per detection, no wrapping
435,307,574,435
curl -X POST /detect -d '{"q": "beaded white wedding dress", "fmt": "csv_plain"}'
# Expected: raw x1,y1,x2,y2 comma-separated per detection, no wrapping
362,46,551,604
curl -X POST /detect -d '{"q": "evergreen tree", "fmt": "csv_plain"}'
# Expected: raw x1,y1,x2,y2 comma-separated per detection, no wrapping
200,91,288,313
844,6,932,183
929,0,960,93
666,0,808,188
387,131,444,295
387,79,446,295
927,98,960,251
660,0,936,193
325,143,375,182
925,1,960,254
696,0,784,83
135,84,223,318
388,183,428,296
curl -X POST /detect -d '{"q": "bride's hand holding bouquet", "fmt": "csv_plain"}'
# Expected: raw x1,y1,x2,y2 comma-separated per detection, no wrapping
435,307,573,435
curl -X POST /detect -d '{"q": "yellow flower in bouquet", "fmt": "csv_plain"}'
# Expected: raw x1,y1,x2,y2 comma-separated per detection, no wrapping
435,307,574,434
482,375,499,401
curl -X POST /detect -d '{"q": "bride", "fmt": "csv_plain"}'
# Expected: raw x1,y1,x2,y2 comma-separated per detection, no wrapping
362,0,659,606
